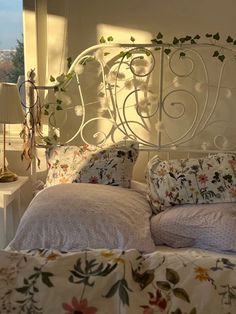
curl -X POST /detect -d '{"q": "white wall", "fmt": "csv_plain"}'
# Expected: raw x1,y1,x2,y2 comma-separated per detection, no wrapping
23,0,236,79
21,0,236,181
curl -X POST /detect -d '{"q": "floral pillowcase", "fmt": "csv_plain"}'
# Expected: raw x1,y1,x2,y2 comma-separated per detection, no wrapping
45,141,139,188
146,153,236,213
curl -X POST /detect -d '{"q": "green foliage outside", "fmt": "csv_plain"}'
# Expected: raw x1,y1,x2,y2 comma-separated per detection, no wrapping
7,38,25,83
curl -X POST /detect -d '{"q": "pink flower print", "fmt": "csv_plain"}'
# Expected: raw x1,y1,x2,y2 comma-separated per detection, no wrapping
62,297,97,314
89,176,98,184
198,174,208,184
229,188,236,198
149,289,167,311
60,164,69,173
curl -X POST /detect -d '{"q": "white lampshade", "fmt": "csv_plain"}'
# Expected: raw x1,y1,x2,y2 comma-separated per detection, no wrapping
0,83,24,124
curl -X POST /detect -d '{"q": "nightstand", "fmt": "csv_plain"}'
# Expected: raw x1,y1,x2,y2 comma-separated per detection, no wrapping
0,176,29,249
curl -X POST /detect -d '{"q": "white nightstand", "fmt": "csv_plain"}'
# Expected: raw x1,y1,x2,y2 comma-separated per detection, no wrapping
0,176,29,248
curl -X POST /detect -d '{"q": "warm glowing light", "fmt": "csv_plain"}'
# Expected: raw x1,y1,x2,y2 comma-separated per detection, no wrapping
173,76,180,88
194,82,204,93
74,105,83,116
225,88,232,99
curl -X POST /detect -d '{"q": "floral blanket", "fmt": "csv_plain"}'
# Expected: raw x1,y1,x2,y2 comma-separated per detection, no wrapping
0,248,236,314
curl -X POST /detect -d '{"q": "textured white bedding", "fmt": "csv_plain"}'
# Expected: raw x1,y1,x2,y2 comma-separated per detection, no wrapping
8,183,155,252
151,202,236,253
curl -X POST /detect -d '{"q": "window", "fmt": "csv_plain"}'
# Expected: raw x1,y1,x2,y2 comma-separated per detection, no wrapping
0,0,24,149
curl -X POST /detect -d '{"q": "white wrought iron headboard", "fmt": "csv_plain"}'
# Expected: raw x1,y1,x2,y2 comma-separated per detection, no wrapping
21,42,236,171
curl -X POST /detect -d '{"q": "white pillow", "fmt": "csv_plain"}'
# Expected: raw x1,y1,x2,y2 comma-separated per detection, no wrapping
9,183,155,253
151,202,236,253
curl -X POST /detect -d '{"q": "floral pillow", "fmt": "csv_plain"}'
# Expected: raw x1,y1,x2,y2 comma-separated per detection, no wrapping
45,141,139,188
146,153,236,213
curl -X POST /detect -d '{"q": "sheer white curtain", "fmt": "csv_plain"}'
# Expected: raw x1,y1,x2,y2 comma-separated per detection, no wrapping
23,0,68,86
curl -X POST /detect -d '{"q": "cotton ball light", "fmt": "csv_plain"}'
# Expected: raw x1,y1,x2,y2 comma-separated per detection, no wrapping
173,76,180,88
124,80,133,90
106,71,117,84
195,82,204,93
155,121,165,131
99,96,110,108
56,73,66,83
94,49,104,63
74,63,84,75
201,141,210,151
74,105,83,116
225,88,232,99
55,92,72,106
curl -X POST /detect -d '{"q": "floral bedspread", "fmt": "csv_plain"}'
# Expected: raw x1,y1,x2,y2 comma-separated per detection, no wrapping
0,248,236,314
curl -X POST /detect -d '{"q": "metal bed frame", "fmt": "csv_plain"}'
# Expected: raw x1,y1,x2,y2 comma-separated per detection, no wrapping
21,43,236,175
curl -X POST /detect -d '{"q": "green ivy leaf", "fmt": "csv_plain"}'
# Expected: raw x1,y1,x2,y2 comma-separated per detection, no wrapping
156,40,163,44
173,287,190,303
119,51,126,58
44,110,49,116
67,57,72,69
156,281,171,291
156,32,163,39
179,52,186,58
45,104,49,109
99,36,106,44
190,308,197,314
107,36,114,42
126,52,132,59
56,105,63,111
166,268,180,285
130,36,135,42
179,38,186,43
213,32,220,40
213,50,219,57
185,36,192,41
56,99,62,104
218,55,225,62
205,33,212,38
191,39,196,44
53,86,59,92
194,34,201,39
173,37,179,45
151,39,158,44
164,48,171,55
227,36,233,43
49,75,55,82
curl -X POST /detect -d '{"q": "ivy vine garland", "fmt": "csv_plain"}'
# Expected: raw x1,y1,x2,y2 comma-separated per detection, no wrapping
42,32,235,146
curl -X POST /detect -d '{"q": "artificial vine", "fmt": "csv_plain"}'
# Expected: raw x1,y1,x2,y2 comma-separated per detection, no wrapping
41,32,235,147
99,32,236,63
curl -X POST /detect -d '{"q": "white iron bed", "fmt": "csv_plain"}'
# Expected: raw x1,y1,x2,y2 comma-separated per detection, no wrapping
1,42,236,314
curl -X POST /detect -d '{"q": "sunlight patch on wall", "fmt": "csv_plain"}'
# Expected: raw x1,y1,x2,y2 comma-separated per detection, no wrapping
47,14,68,79
96,24,154,145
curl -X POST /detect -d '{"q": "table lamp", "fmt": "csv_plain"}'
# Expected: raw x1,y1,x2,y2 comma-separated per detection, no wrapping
0,83,24,182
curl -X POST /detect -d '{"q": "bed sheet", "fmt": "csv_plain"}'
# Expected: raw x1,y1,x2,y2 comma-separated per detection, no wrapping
1,246,235,314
